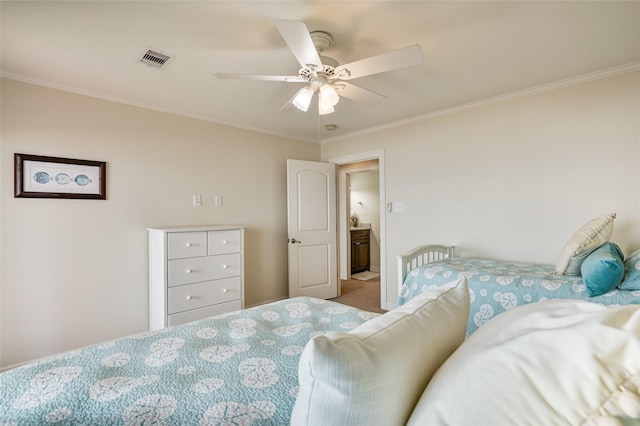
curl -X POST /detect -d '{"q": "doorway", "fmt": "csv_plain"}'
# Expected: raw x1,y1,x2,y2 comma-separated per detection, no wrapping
348,170,380,278
329,150,388,310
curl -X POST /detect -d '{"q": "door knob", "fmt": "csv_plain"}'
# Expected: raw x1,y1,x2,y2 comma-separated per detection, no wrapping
290,238,301,244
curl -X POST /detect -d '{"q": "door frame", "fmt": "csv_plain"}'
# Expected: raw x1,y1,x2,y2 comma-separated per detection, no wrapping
328,150,388,309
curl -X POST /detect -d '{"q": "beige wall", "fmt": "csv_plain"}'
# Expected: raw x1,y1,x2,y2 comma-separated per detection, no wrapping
3,71,639,367
323,71,640,305
0,78,319,368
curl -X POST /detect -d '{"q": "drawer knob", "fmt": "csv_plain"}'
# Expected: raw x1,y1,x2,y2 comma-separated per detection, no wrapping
222,265,229,269
222,240,229,245
186,269,192,274
223,289,229,293
186,243,192,247
186,295,193,300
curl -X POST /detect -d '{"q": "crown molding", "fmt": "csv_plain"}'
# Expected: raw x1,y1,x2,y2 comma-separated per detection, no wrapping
0,72,319,144
322,61,640,145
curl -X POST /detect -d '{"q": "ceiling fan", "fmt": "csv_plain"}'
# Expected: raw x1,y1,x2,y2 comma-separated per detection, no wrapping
215,19,424,115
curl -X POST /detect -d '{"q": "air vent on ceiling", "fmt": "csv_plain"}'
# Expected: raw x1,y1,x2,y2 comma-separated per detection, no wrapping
140,49,173,69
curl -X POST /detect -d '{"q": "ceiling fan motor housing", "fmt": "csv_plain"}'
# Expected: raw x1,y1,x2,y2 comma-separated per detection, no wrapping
294,31,339,80
298,61,337,80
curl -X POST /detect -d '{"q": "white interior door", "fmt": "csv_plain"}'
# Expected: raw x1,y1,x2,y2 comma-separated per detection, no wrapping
287,159,337,299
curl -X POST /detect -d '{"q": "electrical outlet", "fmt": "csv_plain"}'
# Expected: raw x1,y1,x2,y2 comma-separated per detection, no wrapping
193,194,202,207
393,202,403,213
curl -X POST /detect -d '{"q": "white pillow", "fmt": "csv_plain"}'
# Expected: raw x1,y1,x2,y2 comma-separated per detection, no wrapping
407,299,640,426
555,212,616,275
290,278,469,426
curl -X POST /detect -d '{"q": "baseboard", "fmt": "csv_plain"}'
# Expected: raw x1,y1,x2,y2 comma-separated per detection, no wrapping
369,265,380,273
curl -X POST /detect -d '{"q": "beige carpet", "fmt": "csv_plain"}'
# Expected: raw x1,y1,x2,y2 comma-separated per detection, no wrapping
329,279,387,313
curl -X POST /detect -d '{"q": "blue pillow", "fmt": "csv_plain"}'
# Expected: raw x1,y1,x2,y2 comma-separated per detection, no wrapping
581,242,624,297
619,249,640,291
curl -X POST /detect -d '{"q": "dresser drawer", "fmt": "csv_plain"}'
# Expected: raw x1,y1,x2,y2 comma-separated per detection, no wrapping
167,232,207,259
208,229,242,255
168,253,241,287
168,276,241,314
168,299,242,327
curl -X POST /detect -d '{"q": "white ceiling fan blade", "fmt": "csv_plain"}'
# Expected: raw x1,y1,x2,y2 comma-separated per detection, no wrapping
215,72,306,83
274,19,323,69
336,82,387,106
335,44,424,80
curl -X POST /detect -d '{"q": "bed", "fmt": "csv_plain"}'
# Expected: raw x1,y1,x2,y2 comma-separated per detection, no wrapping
397,244,640,335
0,297,377,425
2,282,639,425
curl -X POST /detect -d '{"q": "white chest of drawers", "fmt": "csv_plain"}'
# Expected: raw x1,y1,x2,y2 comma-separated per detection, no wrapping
148,225,244,330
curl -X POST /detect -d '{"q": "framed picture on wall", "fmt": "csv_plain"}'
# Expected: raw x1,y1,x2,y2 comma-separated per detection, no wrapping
14,153,107,200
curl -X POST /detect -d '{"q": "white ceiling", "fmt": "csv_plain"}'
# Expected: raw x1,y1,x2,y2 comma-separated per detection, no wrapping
2,1,639,143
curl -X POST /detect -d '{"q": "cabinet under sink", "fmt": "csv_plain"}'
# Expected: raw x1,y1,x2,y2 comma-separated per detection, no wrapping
350,228,370,274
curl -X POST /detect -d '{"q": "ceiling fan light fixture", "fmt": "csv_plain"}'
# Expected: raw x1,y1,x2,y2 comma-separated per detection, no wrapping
319,83,340,107
318,98,335,115
292,86,315,112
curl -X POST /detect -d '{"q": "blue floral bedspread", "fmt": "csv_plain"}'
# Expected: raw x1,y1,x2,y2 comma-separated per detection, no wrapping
398,257,640,336
0,297,377,425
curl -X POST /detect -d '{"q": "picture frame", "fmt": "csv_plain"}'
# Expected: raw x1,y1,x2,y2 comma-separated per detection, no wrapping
14,153,107,200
